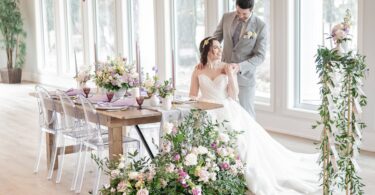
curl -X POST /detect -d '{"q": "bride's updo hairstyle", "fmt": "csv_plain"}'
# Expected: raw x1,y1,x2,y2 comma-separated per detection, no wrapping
199,36,218,66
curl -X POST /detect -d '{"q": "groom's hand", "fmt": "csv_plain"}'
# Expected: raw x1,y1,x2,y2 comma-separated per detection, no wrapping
195,63,204,70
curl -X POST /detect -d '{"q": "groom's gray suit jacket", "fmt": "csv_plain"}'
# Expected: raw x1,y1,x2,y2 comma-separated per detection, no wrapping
213,12,267,118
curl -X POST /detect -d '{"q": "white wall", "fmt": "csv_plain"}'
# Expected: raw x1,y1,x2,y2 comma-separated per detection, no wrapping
16,0,375,152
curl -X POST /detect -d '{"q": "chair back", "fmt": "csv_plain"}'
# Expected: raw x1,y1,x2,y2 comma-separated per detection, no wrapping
35,85,58,130
57,90,81,131
78,95,104,144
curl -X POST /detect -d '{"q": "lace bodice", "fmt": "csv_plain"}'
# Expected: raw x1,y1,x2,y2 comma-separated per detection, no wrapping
198,74,228,103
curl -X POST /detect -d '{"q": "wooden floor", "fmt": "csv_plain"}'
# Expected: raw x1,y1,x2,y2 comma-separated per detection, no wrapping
0,82,374,194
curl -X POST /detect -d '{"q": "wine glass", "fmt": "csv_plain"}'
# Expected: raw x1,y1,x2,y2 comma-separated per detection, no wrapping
83,87,91,98
106,92,114,102
136,96,145,110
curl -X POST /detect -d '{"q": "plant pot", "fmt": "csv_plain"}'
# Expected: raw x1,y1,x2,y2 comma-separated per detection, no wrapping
0,68,22,83
150,94,160,107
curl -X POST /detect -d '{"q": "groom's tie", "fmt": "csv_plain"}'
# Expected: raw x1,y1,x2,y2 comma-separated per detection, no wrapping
232,21,243,47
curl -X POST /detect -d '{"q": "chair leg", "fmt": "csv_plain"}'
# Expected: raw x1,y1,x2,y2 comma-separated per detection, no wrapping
33,131,44,173
75,145,88,193
71,142,83,191
56,136,66,183
47,133,60,180
92,149,103,195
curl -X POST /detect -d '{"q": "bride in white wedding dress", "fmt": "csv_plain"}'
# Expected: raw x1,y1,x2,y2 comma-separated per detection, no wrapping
189,37,321,195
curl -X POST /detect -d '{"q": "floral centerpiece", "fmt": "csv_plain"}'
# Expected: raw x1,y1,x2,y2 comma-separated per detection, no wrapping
143,67,160,97
94,110,247,195
158,79,175,98
74,65,91,88
330,9,351,52
94,57,139,92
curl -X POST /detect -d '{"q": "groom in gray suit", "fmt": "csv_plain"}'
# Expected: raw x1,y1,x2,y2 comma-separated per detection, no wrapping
213,0,267,118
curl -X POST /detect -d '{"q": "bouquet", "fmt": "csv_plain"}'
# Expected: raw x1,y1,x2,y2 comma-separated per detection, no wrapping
74,65,91,86
158,80,175,98
94,57,139,92
94,110,248,195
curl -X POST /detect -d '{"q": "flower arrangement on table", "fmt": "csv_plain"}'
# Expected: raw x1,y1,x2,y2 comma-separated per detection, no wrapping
158,79,175,99
74,65,92,87
93,110,247,195
94,57,140,92
143,66,160,97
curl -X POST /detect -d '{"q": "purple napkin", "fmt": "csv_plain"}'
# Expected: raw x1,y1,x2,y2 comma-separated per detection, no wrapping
111,97,137,106
88,95,109,103
66,88,84,96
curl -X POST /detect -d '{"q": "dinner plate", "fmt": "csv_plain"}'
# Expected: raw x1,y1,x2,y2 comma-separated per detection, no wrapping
95,105,128,110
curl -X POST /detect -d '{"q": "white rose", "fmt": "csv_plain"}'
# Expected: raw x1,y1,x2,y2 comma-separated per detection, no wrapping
197,146,208,154
184,153,198,166
128,171,139,180
217,147,228,157
162,141,172,153
165,163,175,173
118,162,125,169
163,122,174,135
136,188,149,195
218,133,230,143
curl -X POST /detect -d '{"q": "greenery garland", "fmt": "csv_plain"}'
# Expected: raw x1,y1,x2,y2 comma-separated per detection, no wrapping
314,10,368,195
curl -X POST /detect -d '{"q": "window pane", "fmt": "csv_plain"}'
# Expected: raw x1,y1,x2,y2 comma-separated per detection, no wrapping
133,0,156,76
299,0,357,106
228,0,271,101
41,0,57,68
95,0,116,61
174,0,205,92
67,0,84,73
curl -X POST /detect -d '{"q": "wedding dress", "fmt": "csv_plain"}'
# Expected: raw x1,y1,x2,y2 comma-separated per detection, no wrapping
197,74,321,195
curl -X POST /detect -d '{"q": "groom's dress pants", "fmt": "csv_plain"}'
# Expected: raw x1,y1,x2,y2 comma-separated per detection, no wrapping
238,85,256,119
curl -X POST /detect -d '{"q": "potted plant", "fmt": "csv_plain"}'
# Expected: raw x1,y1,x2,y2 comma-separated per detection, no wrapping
0,0,26,83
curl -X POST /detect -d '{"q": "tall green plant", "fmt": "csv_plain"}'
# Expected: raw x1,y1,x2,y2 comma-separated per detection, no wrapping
0,0,26,69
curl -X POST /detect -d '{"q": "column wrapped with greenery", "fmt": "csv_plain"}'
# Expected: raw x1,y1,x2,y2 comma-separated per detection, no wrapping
314,46,341,195
335,51,367,195
314,10,368,195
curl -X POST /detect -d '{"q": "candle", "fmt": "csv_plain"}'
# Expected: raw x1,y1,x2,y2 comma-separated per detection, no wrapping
136,41,142,83
171,49,175,89
94,43,98,73
74,50,78,78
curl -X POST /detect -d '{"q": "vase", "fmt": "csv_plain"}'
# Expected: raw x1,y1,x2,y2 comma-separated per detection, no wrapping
131,87,140,97
162,96,172,110
115,89,127,99
150,94,160,107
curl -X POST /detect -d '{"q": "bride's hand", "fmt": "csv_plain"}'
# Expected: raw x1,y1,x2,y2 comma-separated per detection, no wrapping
224,64,235,75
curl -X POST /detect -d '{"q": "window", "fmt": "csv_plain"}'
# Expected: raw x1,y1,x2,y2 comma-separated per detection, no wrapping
172,0,205,92
66,0,84,74
296,0,358,107
41,0,57,69
94,0,117,62
228,0,271,103
131,0,157,76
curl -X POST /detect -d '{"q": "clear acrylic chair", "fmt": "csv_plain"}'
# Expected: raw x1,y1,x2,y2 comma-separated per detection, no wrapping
55,90,88,189
76,95,140,194
33,85,65,180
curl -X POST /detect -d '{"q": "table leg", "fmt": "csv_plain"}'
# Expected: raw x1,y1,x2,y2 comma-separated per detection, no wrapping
135,125,154,159
108,126,123,161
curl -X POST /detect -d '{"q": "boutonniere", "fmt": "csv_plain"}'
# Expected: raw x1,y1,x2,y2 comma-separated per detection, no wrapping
243,31,257,39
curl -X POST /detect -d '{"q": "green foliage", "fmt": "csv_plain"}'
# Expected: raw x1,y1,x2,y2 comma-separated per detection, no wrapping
0,0,26,69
